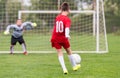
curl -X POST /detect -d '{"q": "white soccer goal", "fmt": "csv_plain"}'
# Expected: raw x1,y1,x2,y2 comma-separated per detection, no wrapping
0,0,108,53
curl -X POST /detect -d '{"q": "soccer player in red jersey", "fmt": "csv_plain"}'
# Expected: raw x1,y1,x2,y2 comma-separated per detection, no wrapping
51,2,80,74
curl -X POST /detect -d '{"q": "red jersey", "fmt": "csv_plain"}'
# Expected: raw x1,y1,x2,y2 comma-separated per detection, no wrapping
51,14,71,49
51,14,71,39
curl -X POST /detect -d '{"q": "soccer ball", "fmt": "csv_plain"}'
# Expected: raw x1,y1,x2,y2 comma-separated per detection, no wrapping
72,54,81,64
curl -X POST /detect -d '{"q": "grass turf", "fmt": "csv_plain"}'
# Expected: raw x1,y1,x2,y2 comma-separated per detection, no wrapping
0,34,120,78
0,33,97,51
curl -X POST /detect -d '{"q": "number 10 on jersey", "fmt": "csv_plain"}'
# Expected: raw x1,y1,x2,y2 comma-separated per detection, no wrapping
56,21,64,33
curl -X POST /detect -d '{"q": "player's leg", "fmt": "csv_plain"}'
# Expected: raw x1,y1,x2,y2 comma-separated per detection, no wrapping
57,49,68,74
65,48,80,71
21,43,27,55
18,36,27,55
10,36,17,54
52,42,68,74
65,48,76,66
10,45,14,54
63,40,80,71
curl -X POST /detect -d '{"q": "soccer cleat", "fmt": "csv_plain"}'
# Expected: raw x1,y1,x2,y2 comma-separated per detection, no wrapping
23,52,28,55
63,70,68,74
73,64,81,71
77,64,81,69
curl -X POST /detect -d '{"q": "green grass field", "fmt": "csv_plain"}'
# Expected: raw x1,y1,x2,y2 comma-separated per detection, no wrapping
0,34,120,78
0,32,99,51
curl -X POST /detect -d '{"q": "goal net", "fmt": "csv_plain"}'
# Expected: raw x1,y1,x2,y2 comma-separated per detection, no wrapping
0,0,108,53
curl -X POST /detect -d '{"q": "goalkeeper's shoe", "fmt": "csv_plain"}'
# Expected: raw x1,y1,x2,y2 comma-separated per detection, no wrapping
73,64,81,71
63,70,68,74
23,52,28,55
10,52,14,55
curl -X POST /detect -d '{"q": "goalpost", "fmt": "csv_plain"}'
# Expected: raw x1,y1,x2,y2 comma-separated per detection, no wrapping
0,0,108,53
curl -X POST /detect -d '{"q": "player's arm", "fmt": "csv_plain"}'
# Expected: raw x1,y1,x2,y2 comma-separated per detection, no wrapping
22,22,37,28
65,27,70,39
4,25,15,35
65,18,71,39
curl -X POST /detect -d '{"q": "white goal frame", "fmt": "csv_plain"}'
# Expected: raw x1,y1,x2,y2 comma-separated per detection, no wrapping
17,0,108,53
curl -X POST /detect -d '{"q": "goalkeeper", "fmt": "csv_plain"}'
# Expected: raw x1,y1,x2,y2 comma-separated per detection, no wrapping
4,19,37,55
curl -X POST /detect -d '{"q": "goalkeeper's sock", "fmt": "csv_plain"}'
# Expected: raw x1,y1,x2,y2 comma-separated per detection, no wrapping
10,45,14,54
21,43,27,52
68,54,76,67
58,56,67,71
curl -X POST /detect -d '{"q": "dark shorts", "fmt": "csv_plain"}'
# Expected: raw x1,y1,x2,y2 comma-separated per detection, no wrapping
11,36,25,45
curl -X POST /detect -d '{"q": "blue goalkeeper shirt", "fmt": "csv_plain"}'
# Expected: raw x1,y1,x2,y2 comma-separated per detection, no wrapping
6,22,33,38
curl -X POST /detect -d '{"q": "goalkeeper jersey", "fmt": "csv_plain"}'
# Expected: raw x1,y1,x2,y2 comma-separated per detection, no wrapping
6,22,32,38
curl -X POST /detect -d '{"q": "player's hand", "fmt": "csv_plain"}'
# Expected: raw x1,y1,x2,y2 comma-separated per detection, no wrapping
32,23,37,27
4,31,10,35
66,35,71,39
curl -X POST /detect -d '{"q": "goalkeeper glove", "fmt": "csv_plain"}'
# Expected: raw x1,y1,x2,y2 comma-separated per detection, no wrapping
4,30,10,35
32,23,37,27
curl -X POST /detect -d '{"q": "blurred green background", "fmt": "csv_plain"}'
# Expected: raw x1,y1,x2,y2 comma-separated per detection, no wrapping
0,0,120,34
